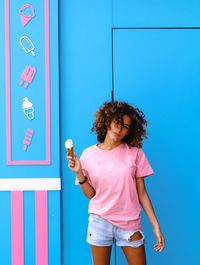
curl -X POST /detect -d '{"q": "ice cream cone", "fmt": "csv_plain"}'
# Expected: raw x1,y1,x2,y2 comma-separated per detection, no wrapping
67,147,74,157
65,139,74,158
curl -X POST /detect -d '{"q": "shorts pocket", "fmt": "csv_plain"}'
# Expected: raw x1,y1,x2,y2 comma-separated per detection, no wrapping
86,214,114,246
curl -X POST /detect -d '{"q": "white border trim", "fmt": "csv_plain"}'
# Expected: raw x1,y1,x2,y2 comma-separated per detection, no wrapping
0,178,61,191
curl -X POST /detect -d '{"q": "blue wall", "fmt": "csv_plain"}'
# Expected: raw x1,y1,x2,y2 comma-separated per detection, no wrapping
60,1,200,265
1,0,200,264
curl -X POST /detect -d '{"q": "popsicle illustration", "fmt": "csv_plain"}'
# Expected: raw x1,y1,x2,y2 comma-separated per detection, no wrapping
22,97,35,120
19,36,35,56
23,129,34,151
19,66,36,88
65,139,74,158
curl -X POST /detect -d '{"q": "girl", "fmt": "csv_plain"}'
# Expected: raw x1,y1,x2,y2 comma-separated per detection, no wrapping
67,101,165,265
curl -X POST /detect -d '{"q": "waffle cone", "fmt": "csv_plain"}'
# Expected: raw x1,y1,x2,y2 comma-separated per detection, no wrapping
67,147,74,157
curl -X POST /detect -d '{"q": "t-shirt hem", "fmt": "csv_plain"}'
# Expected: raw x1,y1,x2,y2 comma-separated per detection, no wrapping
89,212,142,231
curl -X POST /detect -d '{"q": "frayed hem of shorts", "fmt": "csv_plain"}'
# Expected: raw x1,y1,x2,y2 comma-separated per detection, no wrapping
86,239,113,247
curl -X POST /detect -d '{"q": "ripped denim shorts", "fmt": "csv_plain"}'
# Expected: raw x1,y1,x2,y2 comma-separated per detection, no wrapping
86,213,145,247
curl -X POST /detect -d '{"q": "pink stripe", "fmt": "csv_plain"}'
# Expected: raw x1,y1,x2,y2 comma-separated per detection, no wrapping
35,191,48,265
6,0,51,165
8,160,51,165
11,191,24,265
5,0,11,163
45,0,51,164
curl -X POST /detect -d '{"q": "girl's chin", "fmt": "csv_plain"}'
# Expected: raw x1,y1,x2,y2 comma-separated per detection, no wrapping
108,132,122,142
111,135,122,143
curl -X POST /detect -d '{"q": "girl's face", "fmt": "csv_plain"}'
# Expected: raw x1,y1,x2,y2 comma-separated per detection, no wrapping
107,115,131,143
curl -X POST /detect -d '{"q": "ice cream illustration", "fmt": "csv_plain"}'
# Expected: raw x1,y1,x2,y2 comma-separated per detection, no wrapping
19,4,36,27
65,139,74,157
22,97,35,120
23,128,34,151
19,36,35,56
19,66,36,88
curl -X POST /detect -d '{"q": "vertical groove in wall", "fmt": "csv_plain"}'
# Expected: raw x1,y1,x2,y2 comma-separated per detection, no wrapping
111,0,115,103
111,2,117,263
112,28,115,103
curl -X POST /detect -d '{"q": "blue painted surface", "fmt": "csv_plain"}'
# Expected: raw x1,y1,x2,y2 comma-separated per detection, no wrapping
0,1,61,264
0,0,60,178
0,192,11,265
59,0,114,264
10,0,46,160
1,0,200,264
60,1,200,265
114,29,200,265
113,0,200,27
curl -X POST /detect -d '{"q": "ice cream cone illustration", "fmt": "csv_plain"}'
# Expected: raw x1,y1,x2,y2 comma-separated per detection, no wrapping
22,97,35,120
19,4,35,27
65,139,74,157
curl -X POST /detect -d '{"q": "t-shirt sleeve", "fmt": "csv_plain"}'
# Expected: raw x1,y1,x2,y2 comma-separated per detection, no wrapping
75,151,91,185
135,148,154,178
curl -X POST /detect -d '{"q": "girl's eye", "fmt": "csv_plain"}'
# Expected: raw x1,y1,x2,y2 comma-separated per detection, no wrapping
113,120,130,130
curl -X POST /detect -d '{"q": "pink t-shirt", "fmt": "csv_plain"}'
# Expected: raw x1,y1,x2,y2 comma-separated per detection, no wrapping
76,143,154,230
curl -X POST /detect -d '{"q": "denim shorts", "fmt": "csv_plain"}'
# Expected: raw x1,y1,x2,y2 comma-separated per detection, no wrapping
86,213,145,247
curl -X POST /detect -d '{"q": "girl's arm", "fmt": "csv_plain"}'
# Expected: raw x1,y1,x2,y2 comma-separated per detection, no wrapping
136,177,165,252
76,170,96,199
67,154,96,199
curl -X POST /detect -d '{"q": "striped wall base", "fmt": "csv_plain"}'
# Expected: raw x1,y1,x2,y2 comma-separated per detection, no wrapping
0,179,61,265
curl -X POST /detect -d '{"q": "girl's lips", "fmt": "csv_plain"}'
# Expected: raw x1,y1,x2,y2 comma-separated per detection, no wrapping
112,132,120,137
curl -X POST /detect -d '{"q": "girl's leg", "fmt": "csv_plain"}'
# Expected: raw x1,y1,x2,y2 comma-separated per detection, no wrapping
90,245,112,265
121,244,146,265
120,230,146,265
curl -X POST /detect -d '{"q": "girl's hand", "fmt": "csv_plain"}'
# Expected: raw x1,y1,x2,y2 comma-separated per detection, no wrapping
66,154,83,176
153,226,165,252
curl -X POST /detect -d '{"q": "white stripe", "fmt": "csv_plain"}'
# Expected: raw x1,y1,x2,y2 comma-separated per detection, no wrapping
0,178,61,191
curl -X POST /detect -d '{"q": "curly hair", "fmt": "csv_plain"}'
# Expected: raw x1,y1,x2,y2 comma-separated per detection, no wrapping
92,101,148,148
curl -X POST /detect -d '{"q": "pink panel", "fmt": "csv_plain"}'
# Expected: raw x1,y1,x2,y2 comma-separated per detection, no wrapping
45,0,51,164
35,191,48,265
11,191,24,265
5,0,11,165
5,0,51,165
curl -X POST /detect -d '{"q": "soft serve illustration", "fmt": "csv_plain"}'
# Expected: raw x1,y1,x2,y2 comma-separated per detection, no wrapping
22,97,35,120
